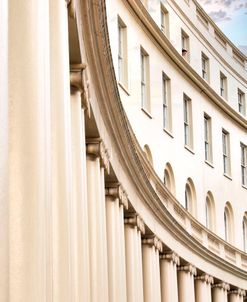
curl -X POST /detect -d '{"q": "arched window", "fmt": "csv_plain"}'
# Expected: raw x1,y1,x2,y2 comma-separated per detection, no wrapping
243,214,247,252
163,163,176,194
143,144,153,166
205,192,215,231
224,202,234,243
184,178,196,216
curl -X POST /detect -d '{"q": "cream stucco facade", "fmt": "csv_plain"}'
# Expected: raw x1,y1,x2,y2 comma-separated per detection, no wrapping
0,0,247,301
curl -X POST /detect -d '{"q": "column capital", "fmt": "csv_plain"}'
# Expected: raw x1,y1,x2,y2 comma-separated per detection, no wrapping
228,289,246,297
195,274,214,284
70,64,91,116
124,213,145,234
142,235,163,252
86,139,110,173
105,183,128,210
160,251,180,265
212,282,230,291
177,263,197,276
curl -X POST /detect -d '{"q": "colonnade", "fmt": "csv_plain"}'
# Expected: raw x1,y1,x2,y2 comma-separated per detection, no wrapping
70,66,246,302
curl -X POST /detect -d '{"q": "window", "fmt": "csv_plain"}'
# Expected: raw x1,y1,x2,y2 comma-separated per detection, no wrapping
238,89,246,116
204,114,212,163
118,17,128,87
164,163,175,194
241,143,247,186
181,30,189,62
205,192,215,231
220,72,227,99
183,94,193,148
201,53,209,82
243,215,247,252
140,48,150,112
222,129,231,176
162,72,171,131
161,5,169,37
224,202,234,243
184,178,196,216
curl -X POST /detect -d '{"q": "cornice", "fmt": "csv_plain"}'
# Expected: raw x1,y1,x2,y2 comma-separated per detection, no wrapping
126,0,247,130
76,0,247,286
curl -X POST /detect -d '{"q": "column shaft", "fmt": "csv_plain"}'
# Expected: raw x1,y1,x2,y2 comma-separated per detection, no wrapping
142,237,162,302
125,216,145,302
212,283,229,302
50,0,72,300
70,89,90,301
160,253,179,302
195,275,213,302
177,265,197,302
8,0,51,301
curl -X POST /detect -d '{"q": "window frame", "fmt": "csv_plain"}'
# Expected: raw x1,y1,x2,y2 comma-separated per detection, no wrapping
201,52,209,82
181,29,190,62
160,4,169,37
222,129,231,176
220,72,227,99
241,143,247,187
204,113,212,163
162,72,172,132
118,17,128,87
183,94,193,149
140,47,150,113
238,89,246,116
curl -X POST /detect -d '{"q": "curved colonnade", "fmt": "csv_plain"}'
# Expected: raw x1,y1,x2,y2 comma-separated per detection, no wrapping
1,0,246,301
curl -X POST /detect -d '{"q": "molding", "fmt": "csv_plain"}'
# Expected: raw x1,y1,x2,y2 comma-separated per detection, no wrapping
124,213,145,234
195,274,214,284
105,183,129,209
228,289,246,297
86,138,110,173
177,263,197,276
70,64,91,117
212,282,230,291
160,251,180,265
142,235,163,252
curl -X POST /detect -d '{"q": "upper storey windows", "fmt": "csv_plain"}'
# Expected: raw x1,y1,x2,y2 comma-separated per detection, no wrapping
183,94,193,149
140,47,151,113
201,53,209,82
204,113,212,164
162,72,172,132
160,5,169,38
241,143,247,187
238,89,246,116
181,29,190,62
222,129,231,177
118,17,128,88
220,72,227,100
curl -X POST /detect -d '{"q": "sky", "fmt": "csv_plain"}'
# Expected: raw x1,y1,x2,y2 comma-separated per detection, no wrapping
197,0,247,55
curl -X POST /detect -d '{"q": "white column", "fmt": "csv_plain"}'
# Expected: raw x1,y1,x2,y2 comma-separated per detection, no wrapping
105,184,128,302
228,289,246,302
212,283,230,302
125,213,145,302
195,274,214,302
142,236,163,302
0,0,8,300
86,139,110,302
8,0,51,301
49,0,73,301
70,66,91,301
160,251,180,302
177,263,197,302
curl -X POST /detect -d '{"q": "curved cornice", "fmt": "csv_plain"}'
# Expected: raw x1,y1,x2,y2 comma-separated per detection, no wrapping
76,0,247,285
126,0,247,130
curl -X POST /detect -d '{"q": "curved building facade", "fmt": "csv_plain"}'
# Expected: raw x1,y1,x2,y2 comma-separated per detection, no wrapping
0,0,246,301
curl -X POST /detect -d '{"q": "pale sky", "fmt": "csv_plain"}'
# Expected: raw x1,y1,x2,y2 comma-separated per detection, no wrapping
197,0,247,55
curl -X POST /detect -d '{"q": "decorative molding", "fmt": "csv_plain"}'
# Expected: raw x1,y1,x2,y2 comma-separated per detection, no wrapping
70,64,91,117
124,213,145,234
228,289,246,297
86,139,110,173
142,235,163,252
160,251,180,265
177,263,197,276
105,183,129,209
195,274,214,284
212,282,230,291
